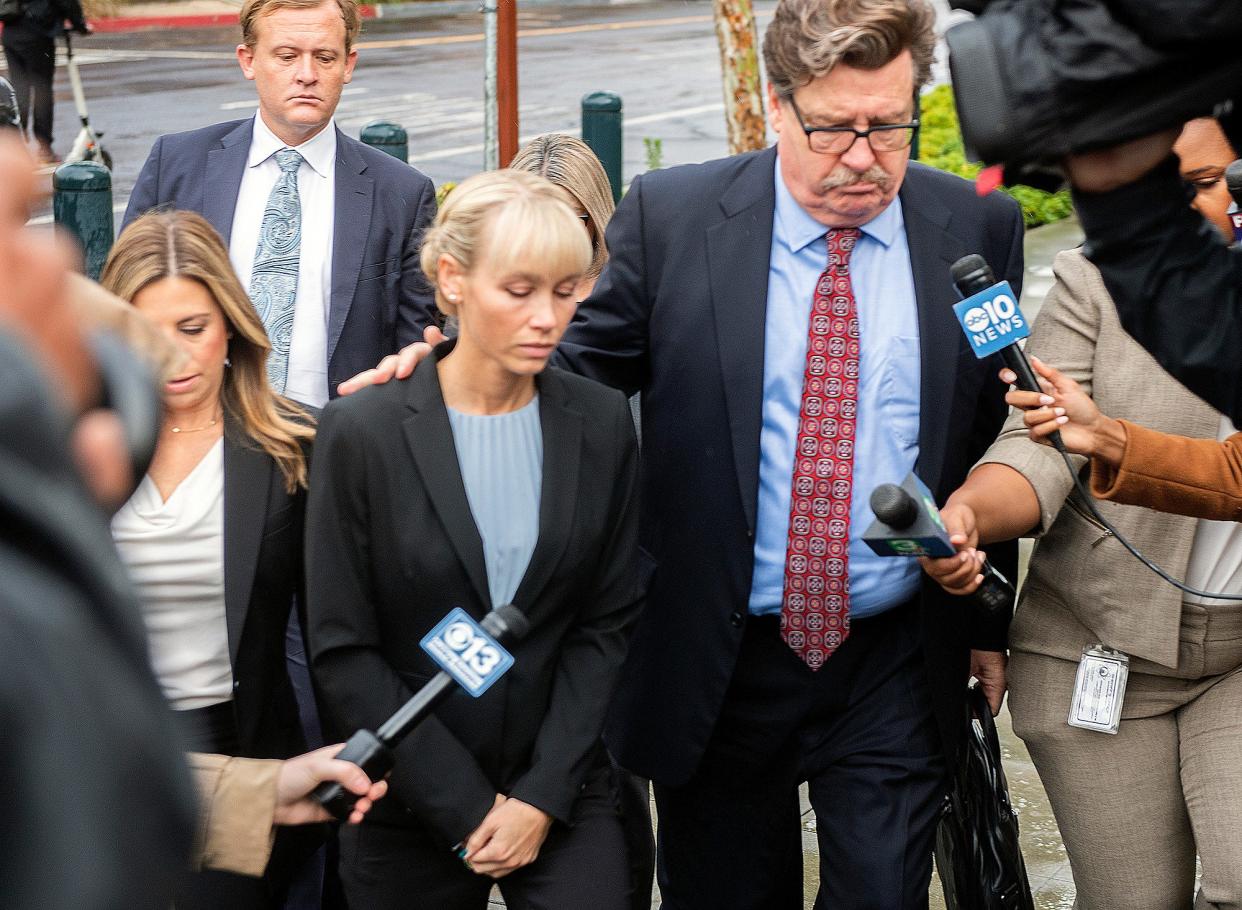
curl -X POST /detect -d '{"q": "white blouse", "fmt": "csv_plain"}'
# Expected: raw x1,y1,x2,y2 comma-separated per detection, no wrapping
1186,416,1242,606
111,438,233,710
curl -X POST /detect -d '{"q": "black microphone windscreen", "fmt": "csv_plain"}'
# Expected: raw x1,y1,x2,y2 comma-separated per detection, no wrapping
484,604,531,642
1226,160,1242,200
869,484,920,530
950,254,995,297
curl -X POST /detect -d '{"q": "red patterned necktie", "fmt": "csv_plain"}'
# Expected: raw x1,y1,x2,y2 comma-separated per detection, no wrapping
780,227,861,669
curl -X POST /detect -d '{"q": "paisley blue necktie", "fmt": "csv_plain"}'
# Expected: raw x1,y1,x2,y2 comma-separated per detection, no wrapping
249,148,303,393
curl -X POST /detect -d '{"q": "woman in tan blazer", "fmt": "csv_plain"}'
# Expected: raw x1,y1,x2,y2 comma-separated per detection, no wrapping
922,118,1242,910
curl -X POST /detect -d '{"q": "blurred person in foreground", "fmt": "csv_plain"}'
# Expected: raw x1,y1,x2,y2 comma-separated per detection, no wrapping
924,118,1242,910
306,169,644,908
337,0,1026,904
0,128,197,910
101,210,319,909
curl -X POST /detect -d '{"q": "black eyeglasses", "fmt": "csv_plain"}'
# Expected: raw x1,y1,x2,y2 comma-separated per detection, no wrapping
786,95,919,155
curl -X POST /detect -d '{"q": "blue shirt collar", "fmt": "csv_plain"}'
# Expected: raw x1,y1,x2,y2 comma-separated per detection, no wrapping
773,153,905,253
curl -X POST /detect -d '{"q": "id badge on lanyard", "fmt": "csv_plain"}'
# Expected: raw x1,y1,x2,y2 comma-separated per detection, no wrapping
1067,643,1129,735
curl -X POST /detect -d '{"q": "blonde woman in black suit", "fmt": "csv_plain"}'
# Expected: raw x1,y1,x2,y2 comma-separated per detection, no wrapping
306,169,645,909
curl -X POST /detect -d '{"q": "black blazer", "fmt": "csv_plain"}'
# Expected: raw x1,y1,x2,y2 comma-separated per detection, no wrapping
556,148,1025,785
123,119,439,396
221,416,308,760
305,343,646,845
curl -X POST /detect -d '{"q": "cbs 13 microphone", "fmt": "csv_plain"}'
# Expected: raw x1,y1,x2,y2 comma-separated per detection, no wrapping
862,472,1014,615
312,604,530,820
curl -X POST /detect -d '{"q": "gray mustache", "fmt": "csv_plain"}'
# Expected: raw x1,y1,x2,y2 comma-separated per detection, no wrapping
820,164,893,192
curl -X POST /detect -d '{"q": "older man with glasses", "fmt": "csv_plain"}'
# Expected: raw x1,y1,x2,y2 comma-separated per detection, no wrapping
572,0,1024,902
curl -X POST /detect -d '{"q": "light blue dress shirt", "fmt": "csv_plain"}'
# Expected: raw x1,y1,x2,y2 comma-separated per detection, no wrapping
447,397,543,608
748,158,922,619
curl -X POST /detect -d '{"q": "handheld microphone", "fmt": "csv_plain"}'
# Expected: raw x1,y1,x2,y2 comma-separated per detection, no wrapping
863,474,1014,614
1224,160,1242,244
949,262,1242,606
950,254,1066,452
312,604,530,821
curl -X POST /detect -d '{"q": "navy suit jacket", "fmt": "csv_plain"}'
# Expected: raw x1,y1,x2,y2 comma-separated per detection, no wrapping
123,118,438,397
556,148,1025,785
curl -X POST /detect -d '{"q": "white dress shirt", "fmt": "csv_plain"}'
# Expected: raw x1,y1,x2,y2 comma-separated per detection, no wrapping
230,112,336,407
111,438,232,711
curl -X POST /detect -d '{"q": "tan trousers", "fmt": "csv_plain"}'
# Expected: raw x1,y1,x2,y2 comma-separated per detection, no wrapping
1009,600,1242,910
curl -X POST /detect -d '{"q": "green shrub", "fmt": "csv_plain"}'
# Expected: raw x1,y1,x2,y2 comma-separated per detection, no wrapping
917,84,1073,228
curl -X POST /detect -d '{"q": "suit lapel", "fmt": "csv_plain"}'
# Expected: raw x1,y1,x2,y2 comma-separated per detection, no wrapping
223,424,271,668
328,132,374,366
707,147,778,534
403,348,492,609
900,167,971,495
511,371,582,612
203,119,253,244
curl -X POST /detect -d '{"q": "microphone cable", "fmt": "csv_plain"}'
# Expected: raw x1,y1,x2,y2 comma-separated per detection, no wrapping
1045,429,1242,602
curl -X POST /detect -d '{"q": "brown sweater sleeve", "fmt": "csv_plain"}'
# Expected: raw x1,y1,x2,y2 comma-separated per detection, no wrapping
1090,421,1242,521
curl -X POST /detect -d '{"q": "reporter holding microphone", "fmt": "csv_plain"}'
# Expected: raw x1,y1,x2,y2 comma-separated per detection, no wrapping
1012,357,1242,522
921,117,1242,910
305,169,646,909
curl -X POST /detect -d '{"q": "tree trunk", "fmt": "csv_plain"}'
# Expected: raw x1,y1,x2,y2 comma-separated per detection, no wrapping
712,0,767,155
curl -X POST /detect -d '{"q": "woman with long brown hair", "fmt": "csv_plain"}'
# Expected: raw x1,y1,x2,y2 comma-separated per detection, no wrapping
508,133,654,910
509,133,614,299
101,210,315,909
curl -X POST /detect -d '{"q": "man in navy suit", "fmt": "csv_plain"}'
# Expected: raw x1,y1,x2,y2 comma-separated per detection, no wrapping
344,0,1024,905
123,0,437,408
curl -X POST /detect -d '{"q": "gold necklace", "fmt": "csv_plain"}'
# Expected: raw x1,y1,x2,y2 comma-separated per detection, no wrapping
169,413,221,434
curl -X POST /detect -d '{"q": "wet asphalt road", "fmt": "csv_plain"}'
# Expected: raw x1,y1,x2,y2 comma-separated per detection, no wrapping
18,0,760,223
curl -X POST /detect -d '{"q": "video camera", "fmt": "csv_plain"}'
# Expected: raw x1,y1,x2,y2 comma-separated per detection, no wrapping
946,0,1242,182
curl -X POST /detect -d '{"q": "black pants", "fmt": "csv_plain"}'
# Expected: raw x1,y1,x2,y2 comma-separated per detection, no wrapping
340,765,630,910
2,31,55,148
654,602,947,910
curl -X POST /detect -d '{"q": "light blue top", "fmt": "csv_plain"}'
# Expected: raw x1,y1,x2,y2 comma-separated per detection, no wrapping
447,397,543,607
747,158,922,619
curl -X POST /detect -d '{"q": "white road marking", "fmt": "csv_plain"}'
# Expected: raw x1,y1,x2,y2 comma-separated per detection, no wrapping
410,100,723,163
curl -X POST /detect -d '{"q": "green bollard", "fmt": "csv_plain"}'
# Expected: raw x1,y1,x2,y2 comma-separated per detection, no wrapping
360,120,409,162
53,160,114,281
581,91,622,203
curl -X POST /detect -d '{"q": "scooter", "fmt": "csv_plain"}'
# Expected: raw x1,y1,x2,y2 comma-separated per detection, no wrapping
61,27,112,170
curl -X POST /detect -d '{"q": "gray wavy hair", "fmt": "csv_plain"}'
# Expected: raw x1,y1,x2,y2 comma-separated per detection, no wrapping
762,0,936,98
